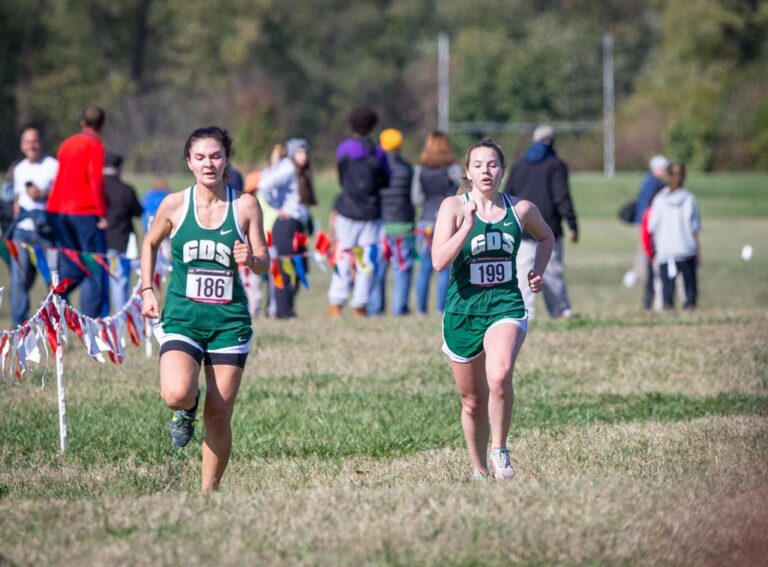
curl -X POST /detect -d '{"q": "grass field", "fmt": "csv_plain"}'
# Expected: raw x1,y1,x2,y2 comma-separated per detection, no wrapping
1,172,767,566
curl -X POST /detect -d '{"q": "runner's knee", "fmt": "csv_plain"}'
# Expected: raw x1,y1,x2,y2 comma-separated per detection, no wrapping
461,395,488,419
203,403,232,430
161,386,196,410
485,365,512,394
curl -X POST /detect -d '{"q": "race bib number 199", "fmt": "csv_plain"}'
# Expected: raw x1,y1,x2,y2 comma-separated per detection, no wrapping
470,258,512,287
186,268,234,304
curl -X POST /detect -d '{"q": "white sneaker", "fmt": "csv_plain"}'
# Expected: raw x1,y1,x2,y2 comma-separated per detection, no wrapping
490,448,516,480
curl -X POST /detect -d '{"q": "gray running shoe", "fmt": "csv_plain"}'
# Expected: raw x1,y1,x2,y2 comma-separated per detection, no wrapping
490,447,516,480
170,393,199,448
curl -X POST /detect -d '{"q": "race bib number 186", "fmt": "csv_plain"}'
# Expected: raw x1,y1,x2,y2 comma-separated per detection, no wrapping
186,268,234,304
470,258,512,287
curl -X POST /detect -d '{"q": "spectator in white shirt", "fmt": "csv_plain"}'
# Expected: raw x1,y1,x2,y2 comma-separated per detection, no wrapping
9,126,58,326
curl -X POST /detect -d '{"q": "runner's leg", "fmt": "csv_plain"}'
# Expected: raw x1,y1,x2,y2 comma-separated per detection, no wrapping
483,322,526,450
451,354,490,476
201,363,243,493
159,350,200,410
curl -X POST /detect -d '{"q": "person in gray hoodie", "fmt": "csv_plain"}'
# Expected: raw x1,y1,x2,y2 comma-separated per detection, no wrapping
648,162,701,310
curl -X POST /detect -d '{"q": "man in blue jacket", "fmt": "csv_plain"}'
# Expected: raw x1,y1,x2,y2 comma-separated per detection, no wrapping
624,154,668,291
504,125,578,319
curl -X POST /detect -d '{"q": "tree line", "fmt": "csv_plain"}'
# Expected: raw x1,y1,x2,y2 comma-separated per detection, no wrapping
1,0,766,172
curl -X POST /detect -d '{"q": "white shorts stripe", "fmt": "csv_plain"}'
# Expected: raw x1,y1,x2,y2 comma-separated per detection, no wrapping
153,322,203,352
207,335,253,355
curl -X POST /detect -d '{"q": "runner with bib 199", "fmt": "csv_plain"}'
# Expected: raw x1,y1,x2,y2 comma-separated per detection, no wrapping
140,126,270,494
431,138,554,481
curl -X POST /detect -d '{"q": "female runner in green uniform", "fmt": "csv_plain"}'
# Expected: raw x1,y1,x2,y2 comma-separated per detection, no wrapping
141,126,270,493
432,138,554,480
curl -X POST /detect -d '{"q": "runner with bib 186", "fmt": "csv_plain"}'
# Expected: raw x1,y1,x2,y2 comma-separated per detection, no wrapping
140,126,270,494
431,138,554,481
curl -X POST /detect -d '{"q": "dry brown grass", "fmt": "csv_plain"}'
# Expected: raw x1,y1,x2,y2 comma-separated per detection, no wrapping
2,416,766,566
521,317,768,396
6,418,768,565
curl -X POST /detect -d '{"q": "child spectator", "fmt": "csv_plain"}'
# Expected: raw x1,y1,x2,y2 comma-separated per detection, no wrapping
648,163,701,310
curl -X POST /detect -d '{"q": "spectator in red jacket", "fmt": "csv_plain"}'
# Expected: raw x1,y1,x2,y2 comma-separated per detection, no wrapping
46,105,108,317
639,202,656,310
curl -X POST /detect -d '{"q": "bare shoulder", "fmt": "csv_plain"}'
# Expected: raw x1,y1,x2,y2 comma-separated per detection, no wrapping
155,189,186,218
235,190,259,213
513,198,539,221
235,191,259,207
438,194,465,216
160,189,185,208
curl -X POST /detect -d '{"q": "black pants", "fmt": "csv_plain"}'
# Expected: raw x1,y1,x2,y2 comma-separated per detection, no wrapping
659,256,697,309
272,218,307,319
643,258,655,310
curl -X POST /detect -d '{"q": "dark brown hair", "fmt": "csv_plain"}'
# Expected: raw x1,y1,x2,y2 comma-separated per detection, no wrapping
183,126,233,160
81,105,106,130
348,106,379,136
419,131,455,168
297,162,317,206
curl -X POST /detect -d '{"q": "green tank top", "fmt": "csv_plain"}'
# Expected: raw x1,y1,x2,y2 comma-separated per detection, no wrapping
443,193,526,316
161,186,250,331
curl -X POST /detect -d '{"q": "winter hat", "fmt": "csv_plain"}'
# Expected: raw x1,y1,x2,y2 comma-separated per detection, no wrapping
649,155,669,171
105,152,123,168
286,138,310,158
532,124,555,143
379,128,403,152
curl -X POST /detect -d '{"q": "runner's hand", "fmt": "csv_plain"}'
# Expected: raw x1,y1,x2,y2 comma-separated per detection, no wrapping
141,289,160,318
528,270,543,293
233,239,252,266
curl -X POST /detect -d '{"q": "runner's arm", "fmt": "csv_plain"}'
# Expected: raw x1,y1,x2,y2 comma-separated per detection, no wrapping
516,200,554,280
431,196,475,271
140,194,177,317
236,193,270,275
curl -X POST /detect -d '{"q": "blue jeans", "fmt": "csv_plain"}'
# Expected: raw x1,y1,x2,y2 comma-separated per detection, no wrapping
9,228,52,327
49,213,107,318
368,235,414,316
415,222,450,314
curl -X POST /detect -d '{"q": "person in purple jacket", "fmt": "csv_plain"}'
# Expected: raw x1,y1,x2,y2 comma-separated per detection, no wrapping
327,106,390,317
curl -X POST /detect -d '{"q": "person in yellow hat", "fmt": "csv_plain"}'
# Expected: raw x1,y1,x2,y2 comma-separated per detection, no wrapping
368,128,416,315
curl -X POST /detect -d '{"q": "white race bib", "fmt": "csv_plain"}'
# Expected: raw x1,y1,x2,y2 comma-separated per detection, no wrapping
470,258,512,287
186,268,234,304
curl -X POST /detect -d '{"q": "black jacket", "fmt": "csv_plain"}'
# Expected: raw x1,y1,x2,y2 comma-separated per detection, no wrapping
105,175,143,251
335,138,389,221
417,165,459,222
380,152,414,224
503,142,577,240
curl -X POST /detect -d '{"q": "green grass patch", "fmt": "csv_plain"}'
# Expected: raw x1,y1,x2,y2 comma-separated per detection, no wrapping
3,385,764,468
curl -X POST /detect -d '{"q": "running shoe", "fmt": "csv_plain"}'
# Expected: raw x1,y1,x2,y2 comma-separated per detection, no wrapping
471,472,488,482
170,392,199,448
490,447,516,480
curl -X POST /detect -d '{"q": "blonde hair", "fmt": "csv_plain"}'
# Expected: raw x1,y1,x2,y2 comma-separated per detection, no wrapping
269,143,287,166
456,137,506,195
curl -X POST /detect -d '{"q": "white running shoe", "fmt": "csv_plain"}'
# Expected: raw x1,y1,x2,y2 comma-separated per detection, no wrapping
490,448,516,480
